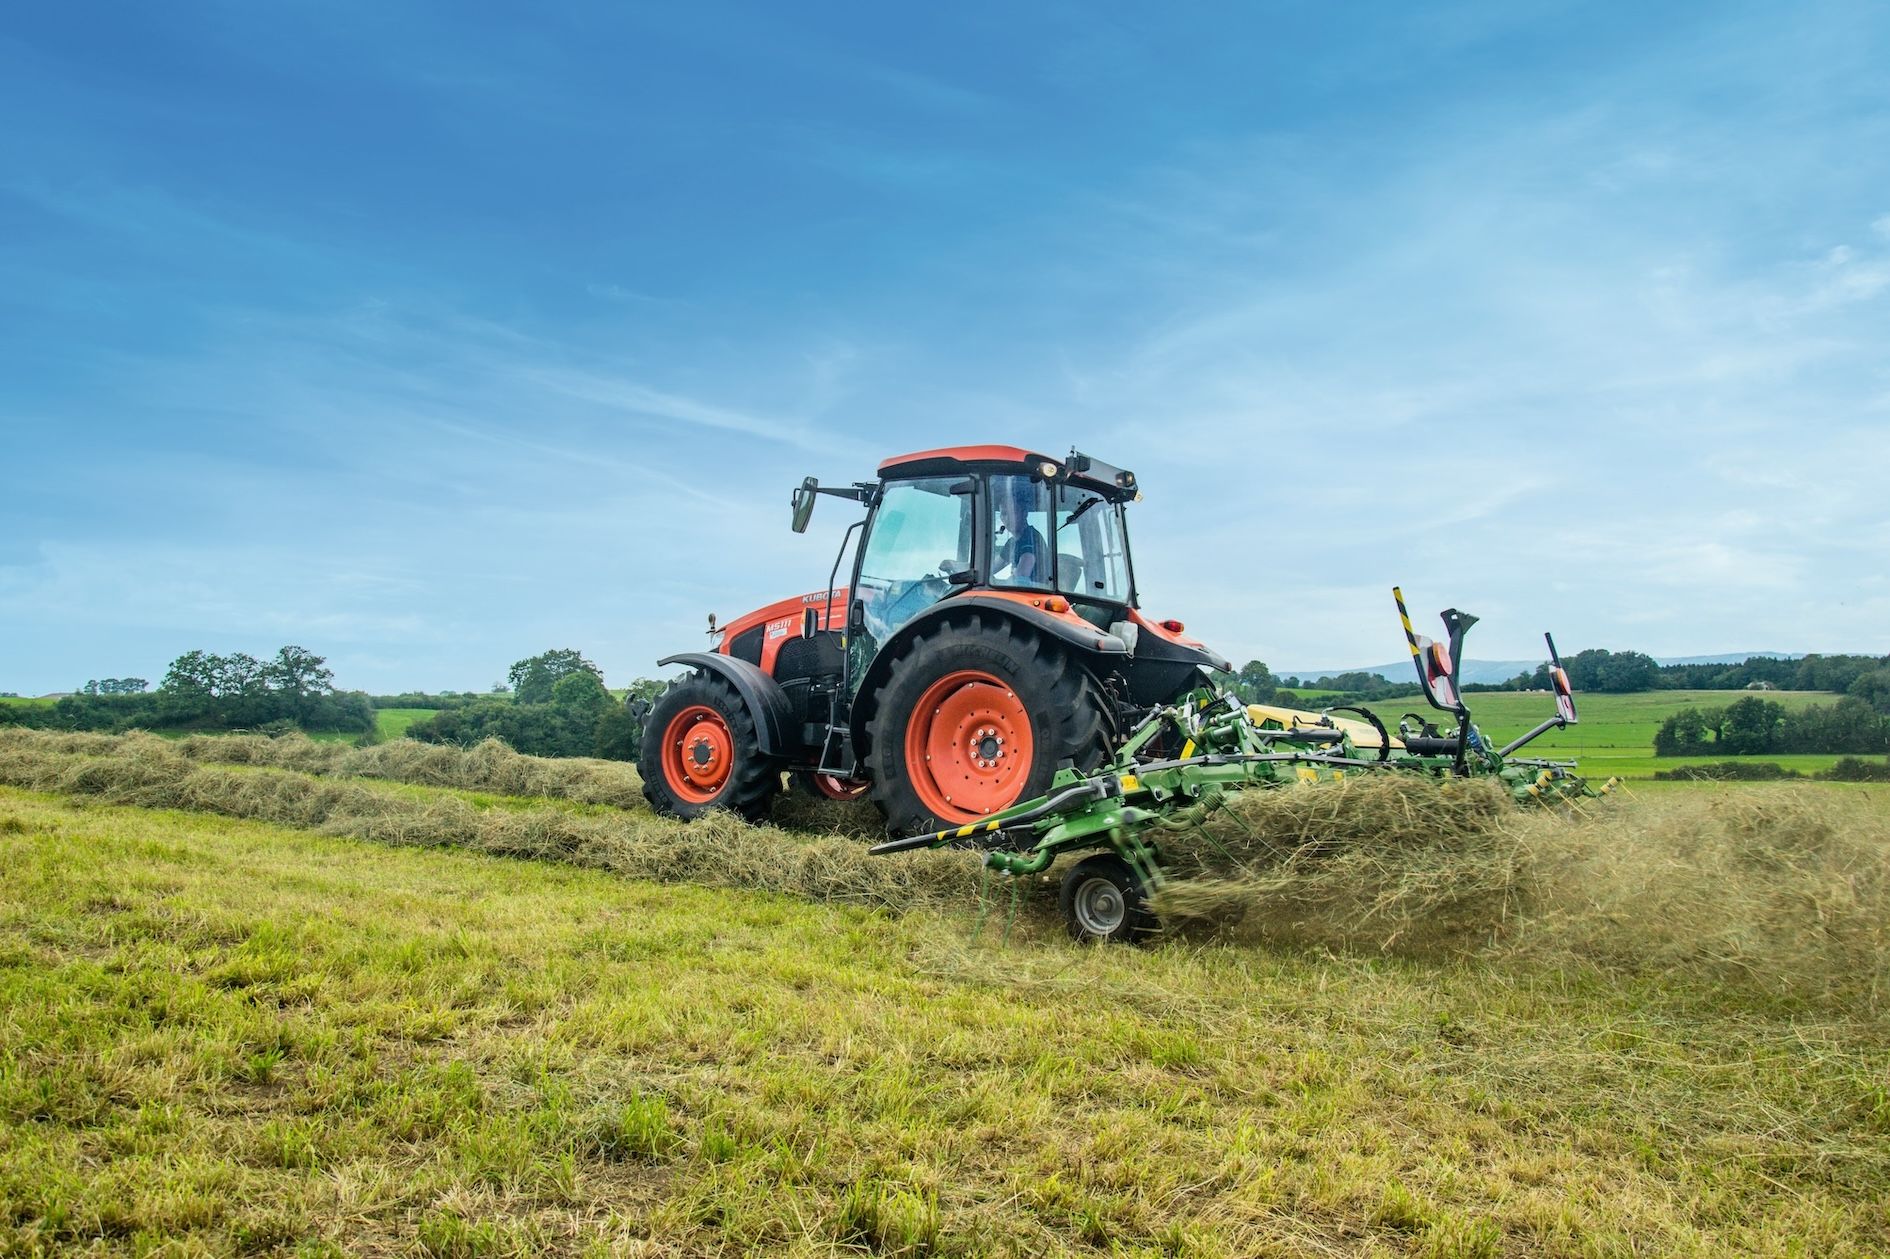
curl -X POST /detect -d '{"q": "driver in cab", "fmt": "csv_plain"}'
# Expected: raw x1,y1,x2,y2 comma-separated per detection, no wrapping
993,479,1048,588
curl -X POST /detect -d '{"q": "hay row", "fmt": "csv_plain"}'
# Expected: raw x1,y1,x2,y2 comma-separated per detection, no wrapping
0,727,649,809
4,729,1887,1014
0,736,984,914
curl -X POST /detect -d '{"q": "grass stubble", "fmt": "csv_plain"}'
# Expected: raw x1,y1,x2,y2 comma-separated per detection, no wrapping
1,727,1888,1255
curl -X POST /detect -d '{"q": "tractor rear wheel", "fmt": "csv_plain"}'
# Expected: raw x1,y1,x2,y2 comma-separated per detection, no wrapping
639,671,781,822
865,617,1113,835
1058,854,1158,944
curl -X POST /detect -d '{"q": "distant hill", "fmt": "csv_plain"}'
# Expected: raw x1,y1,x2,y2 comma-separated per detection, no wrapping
1280,653,1803,689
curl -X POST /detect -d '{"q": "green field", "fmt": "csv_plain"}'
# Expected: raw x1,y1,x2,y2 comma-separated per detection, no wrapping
3,728,1889,1255
4,785,1888,1256
374,707,435,740
1351,689,1863,780
300,709,438,745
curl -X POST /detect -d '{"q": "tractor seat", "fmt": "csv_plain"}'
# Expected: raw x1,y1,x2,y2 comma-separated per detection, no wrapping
1056,554,1084,593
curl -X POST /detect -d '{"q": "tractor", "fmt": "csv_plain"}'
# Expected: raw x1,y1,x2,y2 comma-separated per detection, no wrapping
638,445,1605,943
637,445,1229,835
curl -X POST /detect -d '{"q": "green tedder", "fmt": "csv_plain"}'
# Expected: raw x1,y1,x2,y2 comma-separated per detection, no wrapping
871,586,1613,943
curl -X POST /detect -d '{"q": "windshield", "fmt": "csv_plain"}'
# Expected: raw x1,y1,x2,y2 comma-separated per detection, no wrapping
1051,482,1132,602
855,476,971,643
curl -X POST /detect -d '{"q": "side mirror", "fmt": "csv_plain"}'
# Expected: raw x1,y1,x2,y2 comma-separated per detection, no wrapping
791,476,818,533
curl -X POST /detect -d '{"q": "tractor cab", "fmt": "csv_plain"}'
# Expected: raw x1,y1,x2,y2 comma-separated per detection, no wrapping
815,446,1143,686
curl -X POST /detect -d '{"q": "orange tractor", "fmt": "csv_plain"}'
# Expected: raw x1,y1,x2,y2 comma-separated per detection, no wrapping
638,445,1230,835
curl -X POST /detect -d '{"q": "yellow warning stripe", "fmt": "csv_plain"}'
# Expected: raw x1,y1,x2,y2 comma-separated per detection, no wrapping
1393,585,1420,658
1180,739,1195,759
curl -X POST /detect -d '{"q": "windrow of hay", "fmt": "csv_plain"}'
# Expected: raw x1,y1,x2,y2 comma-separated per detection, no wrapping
1155,774,1890,1012
0,736,984,912
1509,789,1890,1010
0,727,649,809
1151,775,1529,953
6,727,1888,1014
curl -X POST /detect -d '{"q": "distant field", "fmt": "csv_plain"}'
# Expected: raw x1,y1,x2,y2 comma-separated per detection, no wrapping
0,696,54,708
301,708,435,744
373,707,435,740
1351,689,1864,780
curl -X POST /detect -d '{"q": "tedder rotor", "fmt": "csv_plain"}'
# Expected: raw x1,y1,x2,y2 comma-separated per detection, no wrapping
637,444,1609,943
870,587,1613,942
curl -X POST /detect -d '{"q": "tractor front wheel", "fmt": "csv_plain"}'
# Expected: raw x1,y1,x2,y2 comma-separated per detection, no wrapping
865,617,1112,835
639,672,781,822
1058,854,1158,944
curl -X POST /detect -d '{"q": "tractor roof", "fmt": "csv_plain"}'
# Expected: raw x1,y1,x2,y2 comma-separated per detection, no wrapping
878,445,1139,498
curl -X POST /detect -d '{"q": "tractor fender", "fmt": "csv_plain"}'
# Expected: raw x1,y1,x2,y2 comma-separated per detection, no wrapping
656,652,800,757
848,594,1126,754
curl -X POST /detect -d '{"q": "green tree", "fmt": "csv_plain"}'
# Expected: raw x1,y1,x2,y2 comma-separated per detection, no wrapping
1654,708,1711,756
1848,669,1890,715
508,649,603,705
161,650,220,698
1232,660,1278,704
550,670,610,714
1596,651,1660,692
1718,696,1784,755
267,646,335,709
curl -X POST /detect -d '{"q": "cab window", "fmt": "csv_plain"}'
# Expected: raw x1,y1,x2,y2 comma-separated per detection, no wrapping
854,477,971,642
1052,483,1132,602
989,474,1052,590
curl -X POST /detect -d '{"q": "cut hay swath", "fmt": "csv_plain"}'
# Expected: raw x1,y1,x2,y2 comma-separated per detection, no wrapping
2,728,1887,1015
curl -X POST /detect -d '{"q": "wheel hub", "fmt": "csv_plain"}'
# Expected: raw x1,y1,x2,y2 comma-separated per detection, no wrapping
903,669,1036,824
1074,877,1126,935
662,705,734,803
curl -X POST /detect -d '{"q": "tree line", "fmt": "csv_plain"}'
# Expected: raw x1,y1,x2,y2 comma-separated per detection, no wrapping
406,649,661,761
1488,650,1890,696
1655,695,1890,757
0,647,373,735
1231,648,1890,709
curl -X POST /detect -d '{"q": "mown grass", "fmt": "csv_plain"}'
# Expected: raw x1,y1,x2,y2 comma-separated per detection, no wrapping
5,728,1887,1011
2,788,1887,1256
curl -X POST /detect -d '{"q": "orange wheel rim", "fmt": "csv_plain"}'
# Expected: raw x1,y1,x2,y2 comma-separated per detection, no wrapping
812,773,870,801
662,705,733,803
903,669,1034,824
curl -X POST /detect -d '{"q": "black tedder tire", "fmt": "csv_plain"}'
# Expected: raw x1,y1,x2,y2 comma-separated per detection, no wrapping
639,671,781,822
865,615,1113,836
1059,854,1158,944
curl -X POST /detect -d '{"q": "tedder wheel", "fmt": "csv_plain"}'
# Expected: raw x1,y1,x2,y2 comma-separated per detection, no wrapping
1058,854,1158,945
865,615,1113,836
638,671,781,822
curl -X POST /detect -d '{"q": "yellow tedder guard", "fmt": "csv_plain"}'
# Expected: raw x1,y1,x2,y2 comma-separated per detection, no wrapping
1245,704,1403,751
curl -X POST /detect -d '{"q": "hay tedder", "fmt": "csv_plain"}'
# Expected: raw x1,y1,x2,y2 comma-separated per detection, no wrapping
640,444,1607,942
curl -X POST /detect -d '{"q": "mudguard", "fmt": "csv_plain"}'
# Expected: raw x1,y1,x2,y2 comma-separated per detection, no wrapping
656,652,801,757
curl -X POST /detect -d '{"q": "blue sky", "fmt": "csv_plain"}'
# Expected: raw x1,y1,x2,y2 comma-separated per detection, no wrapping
3,1,1887,694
